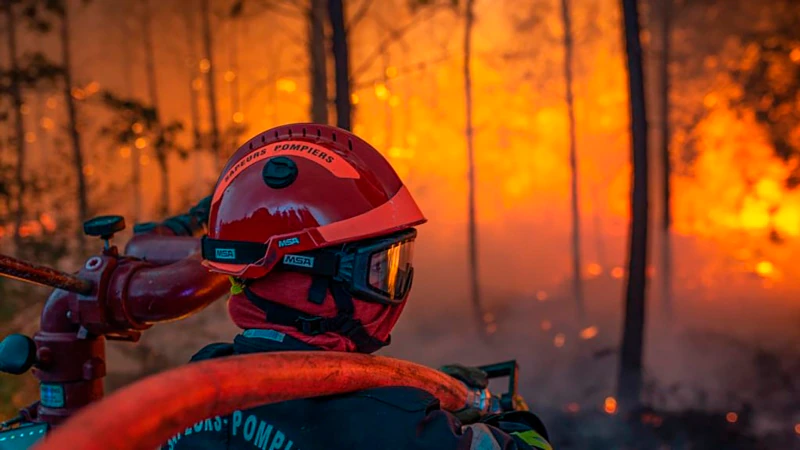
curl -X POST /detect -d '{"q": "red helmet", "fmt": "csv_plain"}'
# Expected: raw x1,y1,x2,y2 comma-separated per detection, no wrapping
202,124,426,281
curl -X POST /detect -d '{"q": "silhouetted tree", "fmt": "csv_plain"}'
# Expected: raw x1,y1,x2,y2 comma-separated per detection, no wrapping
309,0,328,124
3,0,26,256
201,0,221,168
560,0,584,318
328,0,351,130
618,0,650,411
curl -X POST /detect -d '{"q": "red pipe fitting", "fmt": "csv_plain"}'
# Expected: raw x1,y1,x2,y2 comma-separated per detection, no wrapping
31,247,228,427
123,235,202,266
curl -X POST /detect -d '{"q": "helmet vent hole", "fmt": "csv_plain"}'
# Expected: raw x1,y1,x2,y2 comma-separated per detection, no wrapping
332,132,337,142
348,139,353,150
274,130,279,139
248,142,253,150
261,134,265,143
302,127,307,137
316,129,321,138
288,129,293,138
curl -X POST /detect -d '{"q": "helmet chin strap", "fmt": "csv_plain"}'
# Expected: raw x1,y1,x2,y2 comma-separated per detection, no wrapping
240,277,389,354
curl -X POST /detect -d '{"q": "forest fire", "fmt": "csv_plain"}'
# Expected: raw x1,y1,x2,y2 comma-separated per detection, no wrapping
0,0,798,448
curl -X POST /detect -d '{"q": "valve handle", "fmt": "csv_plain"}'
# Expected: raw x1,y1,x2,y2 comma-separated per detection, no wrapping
0,334,37,375
83,215,126,240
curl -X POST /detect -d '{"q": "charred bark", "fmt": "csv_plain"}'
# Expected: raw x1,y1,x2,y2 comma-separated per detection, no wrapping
618,0,650,411
328,0,351,130
309,0,329,124
60,2,89,255
660,0,673,317
560,0,584,318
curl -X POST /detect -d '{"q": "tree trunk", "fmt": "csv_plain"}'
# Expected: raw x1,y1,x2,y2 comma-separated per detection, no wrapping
309,0,329,124
660,0,672,317
617,0,650,412
183,5,204,198
119,9,142,223
328,0,351,131
142,0,170,216
4,0,25,256
227,17,241,131
463,0,485,336
201,0,222,168
60,2,89,255
560,0,584,318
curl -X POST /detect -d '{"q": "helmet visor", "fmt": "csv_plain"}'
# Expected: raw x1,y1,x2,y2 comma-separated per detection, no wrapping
367,239,415,301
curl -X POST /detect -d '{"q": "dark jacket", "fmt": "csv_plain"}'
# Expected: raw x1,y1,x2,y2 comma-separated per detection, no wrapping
162,330,551,450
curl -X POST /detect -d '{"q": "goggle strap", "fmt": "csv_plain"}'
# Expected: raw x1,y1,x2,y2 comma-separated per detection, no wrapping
201,236,268,264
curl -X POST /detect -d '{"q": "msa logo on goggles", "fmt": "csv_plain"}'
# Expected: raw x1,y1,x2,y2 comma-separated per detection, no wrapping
283,254,315,268
215,248,237,260
278,237,300,248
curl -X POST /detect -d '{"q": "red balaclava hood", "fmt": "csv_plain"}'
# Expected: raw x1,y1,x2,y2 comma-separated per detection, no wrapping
228,271,406,352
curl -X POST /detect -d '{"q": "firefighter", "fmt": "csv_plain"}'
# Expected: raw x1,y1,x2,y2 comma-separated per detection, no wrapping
163,124,552,450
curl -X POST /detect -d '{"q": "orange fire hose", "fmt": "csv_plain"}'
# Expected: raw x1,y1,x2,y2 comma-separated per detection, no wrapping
34,351,470,450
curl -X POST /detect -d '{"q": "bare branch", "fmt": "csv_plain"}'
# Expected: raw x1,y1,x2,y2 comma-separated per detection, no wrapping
352,5,443,79
347,0,374,33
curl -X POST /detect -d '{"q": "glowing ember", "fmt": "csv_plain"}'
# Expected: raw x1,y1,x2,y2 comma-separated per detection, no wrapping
192,78,203,91
579,326,598,340
233,112,244,124
46,97,57,109
755,260,774,277
374,83,390,100
85,81,100,94
536,290,548,301
82,164,95,176
71,87,86,100
135,137,148,149
20,104,30,115
554,333,565,348
25,132,36,143
540,320,551,331
586,263,602,277
791,48,800,63
389,95,401,108
199,59,211,73
132,122,144,133
385,66,398,78
119,146,131,158
39,213,56,232
140,155,150,166
611,267,624,279
41,117,54,130
794,423,800,435
482,312,495,323
726,412,738,423
351,93,360,105
224,70,236,82
565,403,580,414
604,396,617,414
276,78,297,93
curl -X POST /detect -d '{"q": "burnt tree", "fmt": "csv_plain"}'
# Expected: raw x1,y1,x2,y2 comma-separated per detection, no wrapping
618,0,650,411
560,0,585,318
309,0,329,124
328,0,351,130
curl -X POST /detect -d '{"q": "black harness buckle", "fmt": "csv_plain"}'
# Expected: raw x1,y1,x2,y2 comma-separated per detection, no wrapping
296,316,326,336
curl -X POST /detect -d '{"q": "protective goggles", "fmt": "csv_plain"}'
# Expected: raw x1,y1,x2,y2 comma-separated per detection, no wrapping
202,229,416,305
